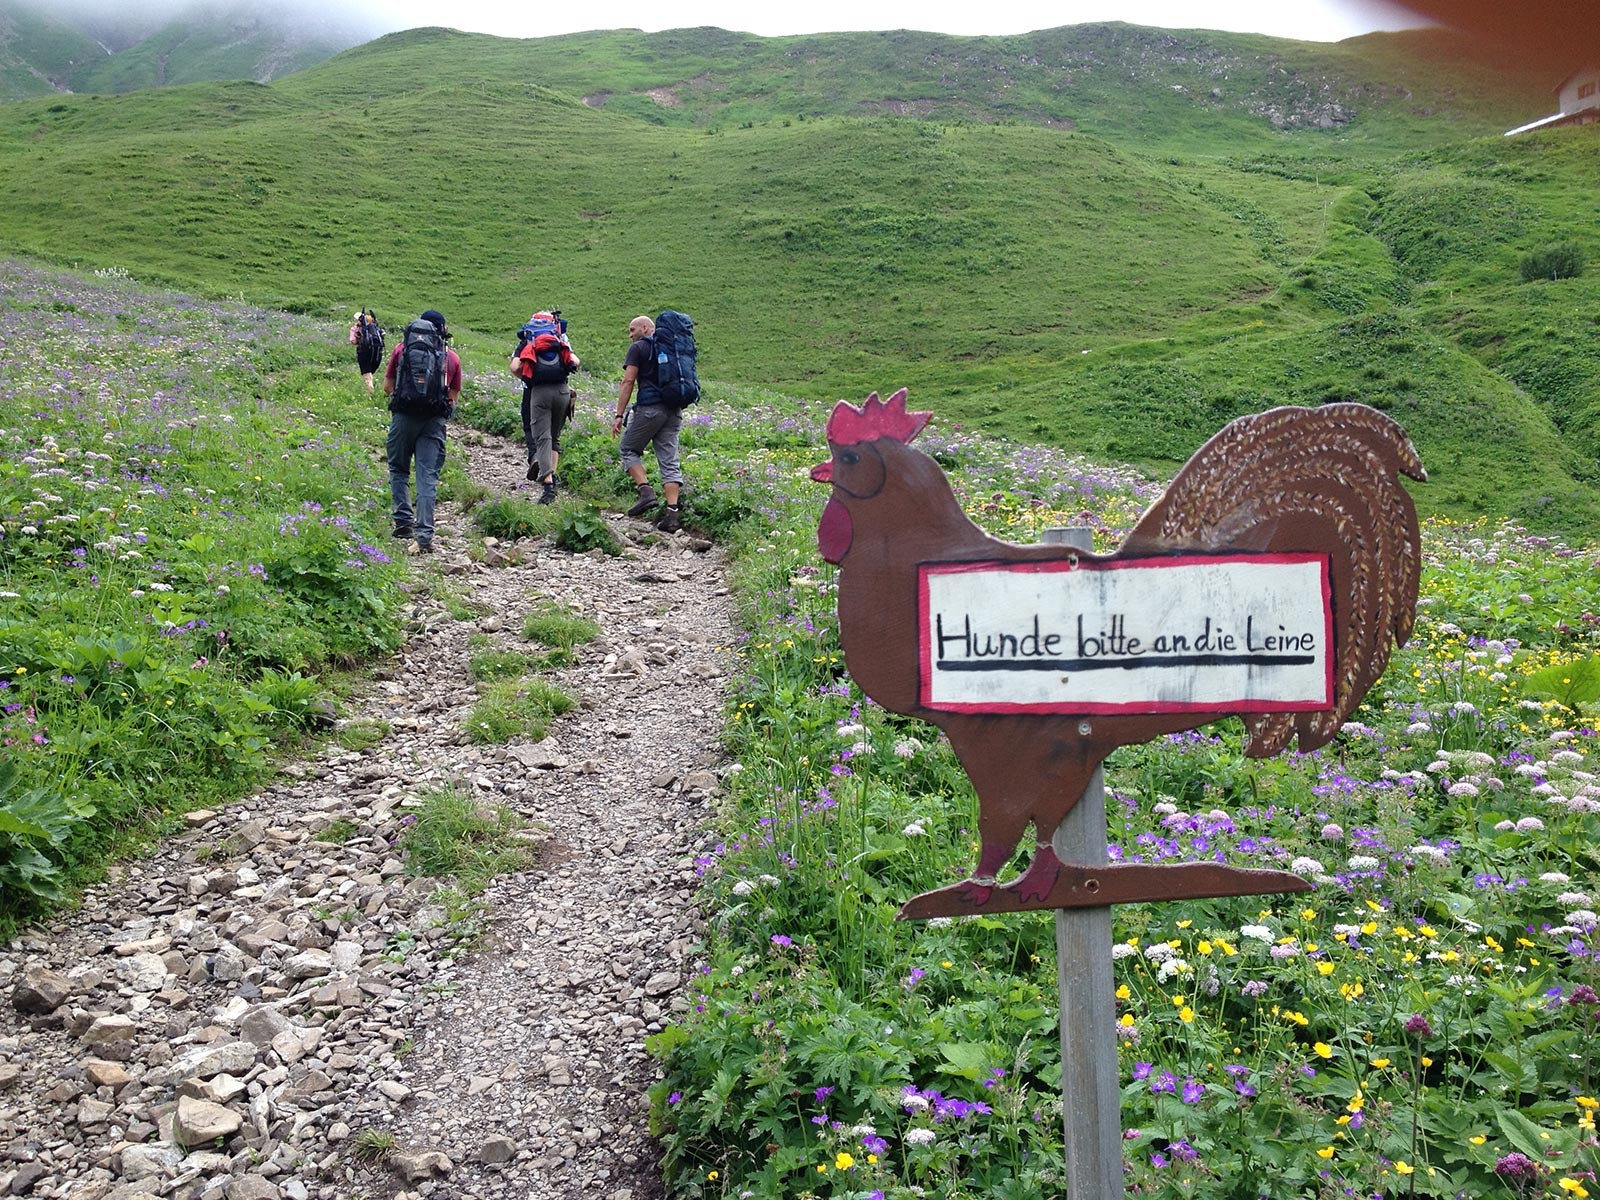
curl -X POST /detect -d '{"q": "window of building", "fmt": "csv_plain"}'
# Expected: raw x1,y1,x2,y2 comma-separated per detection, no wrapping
1579,81,1597,99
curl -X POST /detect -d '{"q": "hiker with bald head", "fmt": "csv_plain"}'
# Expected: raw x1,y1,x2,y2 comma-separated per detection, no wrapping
613,312,699,532
383,309,462,555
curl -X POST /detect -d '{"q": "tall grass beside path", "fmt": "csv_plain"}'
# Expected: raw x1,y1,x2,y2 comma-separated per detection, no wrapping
0,259,412,932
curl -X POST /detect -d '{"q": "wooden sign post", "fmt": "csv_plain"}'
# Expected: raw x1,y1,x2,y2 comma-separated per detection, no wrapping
1045,526,1124,1199
811,393,1425,1195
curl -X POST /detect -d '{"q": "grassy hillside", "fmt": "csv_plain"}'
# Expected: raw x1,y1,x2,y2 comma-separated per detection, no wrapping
0,23,1596,533
316,24,1550,155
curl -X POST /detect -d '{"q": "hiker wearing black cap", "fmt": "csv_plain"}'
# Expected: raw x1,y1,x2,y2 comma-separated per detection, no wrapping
382,309,462,555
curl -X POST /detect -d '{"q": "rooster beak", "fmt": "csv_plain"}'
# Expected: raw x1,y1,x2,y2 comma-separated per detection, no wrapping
810,460,833,484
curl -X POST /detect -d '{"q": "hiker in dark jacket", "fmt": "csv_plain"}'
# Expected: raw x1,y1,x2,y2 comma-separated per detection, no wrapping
383,310,462,555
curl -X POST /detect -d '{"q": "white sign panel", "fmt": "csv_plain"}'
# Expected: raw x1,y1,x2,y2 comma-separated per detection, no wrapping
918,553,1333,715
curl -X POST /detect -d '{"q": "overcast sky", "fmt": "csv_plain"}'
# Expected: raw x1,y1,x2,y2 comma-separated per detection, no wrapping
43,0,1428,43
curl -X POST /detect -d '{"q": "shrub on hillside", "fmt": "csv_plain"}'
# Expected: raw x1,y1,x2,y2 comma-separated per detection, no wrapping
1519,241,1586,282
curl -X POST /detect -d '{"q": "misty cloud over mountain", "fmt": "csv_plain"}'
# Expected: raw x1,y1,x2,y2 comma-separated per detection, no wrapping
14,0,381,52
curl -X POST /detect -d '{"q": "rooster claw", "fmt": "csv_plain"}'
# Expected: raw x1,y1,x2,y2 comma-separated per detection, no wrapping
954,879,995,907
1004,846,1063,903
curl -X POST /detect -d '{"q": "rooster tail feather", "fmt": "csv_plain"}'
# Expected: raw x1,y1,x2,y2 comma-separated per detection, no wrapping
1126,403,1425,757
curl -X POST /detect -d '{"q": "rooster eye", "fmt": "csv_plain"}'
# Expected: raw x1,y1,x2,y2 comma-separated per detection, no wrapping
838,449,860,466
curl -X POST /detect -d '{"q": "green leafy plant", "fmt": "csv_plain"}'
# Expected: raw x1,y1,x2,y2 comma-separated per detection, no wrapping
0,762,95,905
472,496,558,541
552,505,621,556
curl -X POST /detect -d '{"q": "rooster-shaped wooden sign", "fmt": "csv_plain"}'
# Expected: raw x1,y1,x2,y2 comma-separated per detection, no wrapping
810,391,1425,918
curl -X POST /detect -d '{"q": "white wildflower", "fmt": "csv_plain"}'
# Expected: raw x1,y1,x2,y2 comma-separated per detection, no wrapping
1156,957,1189,983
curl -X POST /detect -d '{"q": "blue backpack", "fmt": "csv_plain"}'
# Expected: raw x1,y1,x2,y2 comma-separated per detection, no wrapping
646,310,699,407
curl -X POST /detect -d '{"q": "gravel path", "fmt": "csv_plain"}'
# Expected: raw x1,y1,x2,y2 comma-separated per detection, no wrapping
0,420,734,1200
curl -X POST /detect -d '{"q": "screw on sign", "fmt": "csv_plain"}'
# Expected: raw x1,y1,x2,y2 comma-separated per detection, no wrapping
810,391,1425,1197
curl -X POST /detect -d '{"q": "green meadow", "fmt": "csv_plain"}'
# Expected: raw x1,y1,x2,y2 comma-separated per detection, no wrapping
2,19,1600,1199
0,23,1598,531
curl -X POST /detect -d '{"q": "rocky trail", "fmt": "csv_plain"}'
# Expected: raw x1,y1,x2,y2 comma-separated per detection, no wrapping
0,423,737,1200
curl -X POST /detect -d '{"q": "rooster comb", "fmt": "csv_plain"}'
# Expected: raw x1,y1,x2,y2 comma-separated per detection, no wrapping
825,389,932,447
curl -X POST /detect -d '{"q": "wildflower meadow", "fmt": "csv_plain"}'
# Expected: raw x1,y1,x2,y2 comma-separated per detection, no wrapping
2,259,1598,1199
644,405,1600,1199
0,260,413,915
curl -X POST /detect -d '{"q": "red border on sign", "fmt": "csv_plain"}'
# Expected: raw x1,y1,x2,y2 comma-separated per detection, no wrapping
916,553,1334,715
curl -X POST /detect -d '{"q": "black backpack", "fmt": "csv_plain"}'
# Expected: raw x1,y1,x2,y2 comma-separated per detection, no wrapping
644,310,699,407
357,311,384,359
389,320,451,417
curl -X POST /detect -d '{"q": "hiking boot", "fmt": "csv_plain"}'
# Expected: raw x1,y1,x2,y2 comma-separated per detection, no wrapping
525,462,538,482
392,525,413,539
625,486,658,518
656,505,682,534
539,482,557,505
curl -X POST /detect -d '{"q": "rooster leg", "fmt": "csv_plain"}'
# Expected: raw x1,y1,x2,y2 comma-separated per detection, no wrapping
1007,841,1064,902
958,807,1033,907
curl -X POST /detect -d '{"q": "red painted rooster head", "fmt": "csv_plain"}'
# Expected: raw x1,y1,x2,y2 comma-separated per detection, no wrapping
810,389,933,563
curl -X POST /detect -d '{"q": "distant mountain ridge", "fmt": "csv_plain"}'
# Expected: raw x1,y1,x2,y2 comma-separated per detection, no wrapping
0,0,375,98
